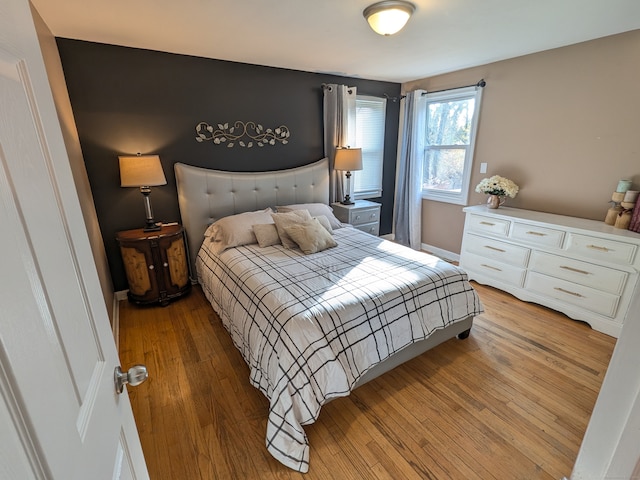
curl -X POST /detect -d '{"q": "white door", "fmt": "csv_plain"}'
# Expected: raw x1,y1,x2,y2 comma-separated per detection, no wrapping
0,1,149,479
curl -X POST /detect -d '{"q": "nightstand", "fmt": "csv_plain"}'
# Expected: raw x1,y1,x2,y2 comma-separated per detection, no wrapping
116,224,191,306
331,199,381,236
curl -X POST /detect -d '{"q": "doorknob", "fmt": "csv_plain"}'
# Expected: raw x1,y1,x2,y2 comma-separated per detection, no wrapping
114,364,148,394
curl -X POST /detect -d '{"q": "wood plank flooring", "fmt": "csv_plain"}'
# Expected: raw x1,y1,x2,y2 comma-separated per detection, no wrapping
118,282,615,479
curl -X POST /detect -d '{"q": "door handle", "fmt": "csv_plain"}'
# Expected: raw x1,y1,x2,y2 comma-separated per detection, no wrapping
114,364,148,394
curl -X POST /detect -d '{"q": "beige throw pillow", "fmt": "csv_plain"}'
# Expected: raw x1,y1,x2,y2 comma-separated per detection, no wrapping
253,223,281,248
284,218,338,255
271,210,313,249
276,203,342,229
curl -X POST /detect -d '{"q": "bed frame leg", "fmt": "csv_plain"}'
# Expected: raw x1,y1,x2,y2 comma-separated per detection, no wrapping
457,329,471,340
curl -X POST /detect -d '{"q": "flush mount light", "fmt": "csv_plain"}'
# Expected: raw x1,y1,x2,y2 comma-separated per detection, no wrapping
363,0,416,36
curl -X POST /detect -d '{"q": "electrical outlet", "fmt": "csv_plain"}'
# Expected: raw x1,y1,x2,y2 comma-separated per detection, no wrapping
480,162,487,174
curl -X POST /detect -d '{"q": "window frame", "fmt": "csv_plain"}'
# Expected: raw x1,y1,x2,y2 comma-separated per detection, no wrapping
421,86,483,205
353,94,387,200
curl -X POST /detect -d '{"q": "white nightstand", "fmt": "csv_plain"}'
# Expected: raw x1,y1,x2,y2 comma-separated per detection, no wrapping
331,199,381,236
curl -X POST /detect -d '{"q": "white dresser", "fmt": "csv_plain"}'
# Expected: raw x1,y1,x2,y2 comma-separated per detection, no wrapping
331,200,381,236
460,205,640,337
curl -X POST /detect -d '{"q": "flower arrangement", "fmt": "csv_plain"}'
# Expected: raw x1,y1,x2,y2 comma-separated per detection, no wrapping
475,175,519,198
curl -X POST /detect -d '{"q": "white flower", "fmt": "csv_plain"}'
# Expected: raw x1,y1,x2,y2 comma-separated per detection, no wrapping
475,175,519,198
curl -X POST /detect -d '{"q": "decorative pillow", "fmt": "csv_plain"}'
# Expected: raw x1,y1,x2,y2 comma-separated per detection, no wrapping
276,203,342,229
253,223,281,248
204,208,273,253
314,215,333,234
284,218,338,255
271,210,313,249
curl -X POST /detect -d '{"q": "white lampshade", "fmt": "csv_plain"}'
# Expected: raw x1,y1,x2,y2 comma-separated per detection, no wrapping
363,1,415,36
334,148,363,172
119,155,167,187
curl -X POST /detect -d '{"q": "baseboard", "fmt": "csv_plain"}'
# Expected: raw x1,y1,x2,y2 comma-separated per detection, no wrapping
421,243,460,264
112,290,128,350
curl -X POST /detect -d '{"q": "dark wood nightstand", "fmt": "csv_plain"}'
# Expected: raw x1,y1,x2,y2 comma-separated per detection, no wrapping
116,224,191,306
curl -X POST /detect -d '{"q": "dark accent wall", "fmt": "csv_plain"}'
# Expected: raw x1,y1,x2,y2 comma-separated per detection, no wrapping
56,39,401,291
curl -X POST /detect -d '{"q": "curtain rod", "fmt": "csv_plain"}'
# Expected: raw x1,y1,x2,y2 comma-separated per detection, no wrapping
421,79,486,96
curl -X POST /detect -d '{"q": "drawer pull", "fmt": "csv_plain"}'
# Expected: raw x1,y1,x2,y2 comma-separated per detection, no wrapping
484,245,506,253
370,213,377,219
355,215,361,220
554,287,584,298
163,262,169,268
479,221,495,226
148,265,154,270
526,231,547,236
587,244,611,252
481,264,502,272
560,265,591,275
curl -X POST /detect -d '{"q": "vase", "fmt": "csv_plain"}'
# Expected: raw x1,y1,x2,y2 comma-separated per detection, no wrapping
487,194,505,209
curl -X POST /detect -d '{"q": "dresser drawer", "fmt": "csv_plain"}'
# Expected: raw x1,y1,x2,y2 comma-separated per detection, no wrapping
461,252,526,287
351,207,379,226
354,222,379,236
526,271,620,318
510,222,565,248
466,214,510,237
464,233,530,268
529,251,628,295
566,233,637,266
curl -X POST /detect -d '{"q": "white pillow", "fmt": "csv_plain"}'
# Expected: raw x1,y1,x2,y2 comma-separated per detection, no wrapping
284,218,338,255
253,223,281,248
204,208,273,253
276,203,342,229
271,210,313,249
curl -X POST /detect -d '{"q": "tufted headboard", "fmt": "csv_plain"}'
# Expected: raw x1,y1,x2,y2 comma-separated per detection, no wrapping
174,157,330,278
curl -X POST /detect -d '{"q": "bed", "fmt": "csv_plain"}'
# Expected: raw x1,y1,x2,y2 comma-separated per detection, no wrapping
175,158,483,472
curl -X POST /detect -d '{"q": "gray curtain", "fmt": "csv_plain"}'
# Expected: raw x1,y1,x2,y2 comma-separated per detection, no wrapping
323,84,356,203
393,90,426,250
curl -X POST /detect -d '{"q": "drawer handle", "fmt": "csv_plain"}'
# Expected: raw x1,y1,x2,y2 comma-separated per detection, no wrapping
148,265,154,270
484,245,506,253
587,244,611,252
560,265,591,275
554,287,584,298
479,221,495,226
163,262,169,268
526,231,547,237
481,264,502,272
370,213,377,219
355,215,361,220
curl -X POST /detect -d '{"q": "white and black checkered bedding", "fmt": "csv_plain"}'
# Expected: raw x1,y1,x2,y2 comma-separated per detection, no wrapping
196,227,483,472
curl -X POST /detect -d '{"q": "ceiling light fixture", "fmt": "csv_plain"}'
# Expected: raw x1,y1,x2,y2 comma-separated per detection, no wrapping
363,0,416,36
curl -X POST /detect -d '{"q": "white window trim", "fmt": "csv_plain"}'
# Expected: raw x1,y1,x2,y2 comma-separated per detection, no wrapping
421,86,483,205
354,94,386,200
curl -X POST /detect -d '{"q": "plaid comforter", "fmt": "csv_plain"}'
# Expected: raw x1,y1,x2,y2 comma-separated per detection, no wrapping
196,227,482,472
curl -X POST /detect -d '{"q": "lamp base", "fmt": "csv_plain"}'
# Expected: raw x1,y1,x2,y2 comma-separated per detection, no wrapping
340,195,354,205
143,221,162,232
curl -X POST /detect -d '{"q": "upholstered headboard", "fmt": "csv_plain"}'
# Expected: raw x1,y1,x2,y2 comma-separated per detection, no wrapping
174,157,330,278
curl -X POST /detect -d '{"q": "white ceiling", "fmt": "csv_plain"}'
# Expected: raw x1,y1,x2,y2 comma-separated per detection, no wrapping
31,0,640,83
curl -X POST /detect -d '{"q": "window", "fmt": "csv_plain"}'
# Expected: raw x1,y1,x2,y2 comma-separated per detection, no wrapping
421,86,482,205
354,95,386,199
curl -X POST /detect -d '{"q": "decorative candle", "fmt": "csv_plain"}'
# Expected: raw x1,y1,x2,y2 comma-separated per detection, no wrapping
616,179,633,193
623,190,639,203
612,192,625,203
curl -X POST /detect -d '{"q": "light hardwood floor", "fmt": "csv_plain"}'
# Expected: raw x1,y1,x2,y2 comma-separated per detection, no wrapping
118,282,615,479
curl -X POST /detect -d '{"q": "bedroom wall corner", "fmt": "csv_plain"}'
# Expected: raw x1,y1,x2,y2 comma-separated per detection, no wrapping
31,6,116,321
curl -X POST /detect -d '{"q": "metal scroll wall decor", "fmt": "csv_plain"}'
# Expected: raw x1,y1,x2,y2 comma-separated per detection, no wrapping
195,121,290,148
